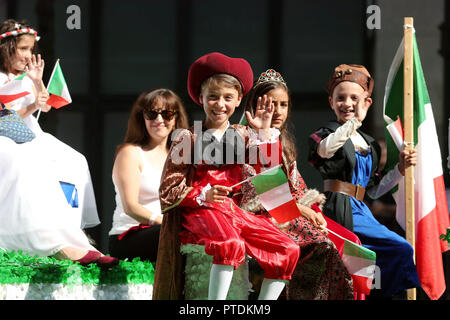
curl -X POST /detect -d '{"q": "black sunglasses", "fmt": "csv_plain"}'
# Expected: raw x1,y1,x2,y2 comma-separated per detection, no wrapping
143,109,177,121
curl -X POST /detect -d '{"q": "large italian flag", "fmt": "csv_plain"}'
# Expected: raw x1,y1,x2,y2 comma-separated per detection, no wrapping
46,60,72,109
0,72,31,104
250,165,301,223
383,33,450,300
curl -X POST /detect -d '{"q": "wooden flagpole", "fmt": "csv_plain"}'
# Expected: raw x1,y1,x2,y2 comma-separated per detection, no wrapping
403,17,416,300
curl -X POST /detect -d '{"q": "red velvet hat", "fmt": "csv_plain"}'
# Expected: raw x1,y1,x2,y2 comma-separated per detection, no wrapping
187,52,254,105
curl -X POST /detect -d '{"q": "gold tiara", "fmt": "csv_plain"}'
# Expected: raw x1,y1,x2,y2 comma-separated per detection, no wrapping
255,69,286,86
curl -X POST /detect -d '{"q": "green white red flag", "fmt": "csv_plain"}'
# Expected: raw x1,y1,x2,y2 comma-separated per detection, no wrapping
248,165,301,223
0,72,31,104
46,60,72,109
340,234,376,295
383,32,450,300
239,112,247,126
323,215,375,297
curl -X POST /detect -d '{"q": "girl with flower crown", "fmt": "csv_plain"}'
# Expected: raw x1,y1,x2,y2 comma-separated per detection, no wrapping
241,69,355,299
0,19,99,230
0,19,116,267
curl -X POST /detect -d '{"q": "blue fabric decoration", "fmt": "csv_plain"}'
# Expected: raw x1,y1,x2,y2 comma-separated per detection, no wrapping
59,181,79,208
351,151,420,296
0,108,35,143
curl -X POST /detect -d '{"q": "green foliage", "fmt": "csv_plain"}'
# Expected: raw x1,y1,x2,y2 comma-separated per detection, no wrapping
0,250,154,285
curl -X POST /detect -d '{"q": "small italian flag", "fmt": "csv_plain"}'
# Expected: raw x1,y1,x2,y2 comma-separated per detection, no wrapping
239,112,247,125
386,117,404,151
323,215,375,297
46,59,72,109
341,236,377,295
250,165,301,223
0,72,31,103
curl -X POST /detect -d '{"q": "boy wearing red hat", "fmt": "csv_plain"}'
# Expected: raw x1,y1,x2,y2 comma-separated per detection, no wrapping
308,64,420,297
153,52,300,300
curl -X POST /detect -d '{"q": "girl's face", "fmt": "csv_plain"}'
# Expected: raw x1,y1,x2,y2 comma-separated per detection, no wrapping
329,81,371,124
265,87,289,129
10,35,35,73
200,85,242,130
143,101,177,142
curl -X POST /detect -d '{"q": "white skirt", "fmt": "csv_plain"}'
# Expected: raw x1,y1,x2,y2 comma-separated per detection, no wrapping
0,136,96,256
36,131,100,229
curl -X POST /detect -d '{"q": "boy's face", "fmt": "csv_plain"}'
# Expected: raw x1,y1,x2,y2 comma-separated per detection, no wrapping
200,84,242,129
328,81,372,124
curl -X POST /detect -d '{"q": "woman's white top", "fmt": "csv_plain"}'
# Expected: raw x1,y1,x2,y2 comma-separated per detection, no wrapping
109,146,163,235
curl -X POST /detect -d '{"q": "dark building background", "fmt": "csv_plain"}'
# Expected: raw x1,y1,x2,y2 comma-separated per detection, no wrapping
1,0,449,273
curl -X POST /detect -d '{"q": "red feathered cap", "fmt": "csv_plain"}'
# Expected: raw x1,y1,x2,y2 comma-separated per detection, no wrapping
187,52,254,105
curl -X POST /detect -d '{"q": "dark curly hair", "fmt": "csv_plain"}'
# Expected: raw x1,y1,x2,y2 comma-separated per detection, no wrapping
0,19,38,73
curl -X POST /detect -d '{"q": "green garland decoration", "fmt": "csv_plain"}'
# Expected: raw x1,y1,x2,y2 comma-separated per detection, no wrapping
0,250,154,285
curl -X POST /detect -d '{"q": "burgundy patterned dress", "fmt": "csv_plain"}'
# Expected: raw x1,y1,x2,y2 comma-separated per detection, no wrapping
239,157,354,300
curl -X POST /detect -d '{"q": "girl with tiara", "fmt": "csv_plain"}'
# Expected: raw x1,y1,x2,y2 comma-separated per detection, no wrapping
241,69,355,299
0,19,116,267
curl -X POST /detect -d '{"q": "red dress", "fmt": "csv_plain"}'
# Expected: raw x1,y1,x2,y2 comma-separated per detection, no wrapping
154,124,300,300
179,163,299,279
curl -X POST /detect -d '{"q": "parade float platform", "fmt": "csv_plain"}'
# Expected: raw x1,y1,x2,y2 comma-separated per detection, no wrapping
0,250,154,300
0,246,256,300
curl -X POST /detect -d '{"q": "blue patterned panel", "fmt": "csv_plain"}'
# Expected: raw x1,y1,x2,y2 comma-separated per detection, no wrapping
0,108,35,143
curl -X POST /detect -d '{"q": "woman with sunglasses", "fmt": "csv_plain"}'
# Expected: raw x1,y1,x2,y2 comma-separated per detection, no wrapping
108,89,189,261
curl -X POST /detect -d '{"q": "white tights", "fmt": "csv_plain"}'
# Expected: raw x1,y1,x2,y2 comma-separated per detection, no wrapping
208,264,286,300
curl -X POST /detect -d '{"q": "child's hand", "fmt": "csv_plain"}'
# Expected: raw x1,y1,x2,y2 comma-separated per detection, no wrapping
34,90,51,112
297,203,328,233
205,185,232,204
354,101,370,122
25,54,45,85
246,95,274,130
353,91,372,123
398,148,417,176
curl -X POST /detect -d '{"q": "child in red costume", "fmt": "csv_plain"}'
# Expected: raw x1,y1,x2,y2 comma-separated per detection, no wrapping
153,52,300,300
